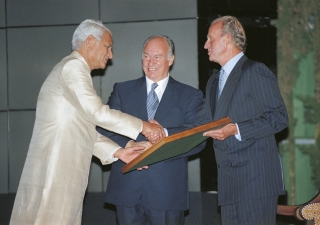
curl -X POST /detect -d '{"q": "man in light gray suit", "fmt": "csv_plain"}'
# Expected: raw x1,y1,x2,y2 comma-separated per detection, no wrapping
200,16,289,224
10,19,164,225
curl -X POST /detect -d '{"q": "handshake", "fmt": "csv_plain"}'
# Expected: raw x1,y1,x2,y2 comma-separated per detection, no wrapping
114,119,165,165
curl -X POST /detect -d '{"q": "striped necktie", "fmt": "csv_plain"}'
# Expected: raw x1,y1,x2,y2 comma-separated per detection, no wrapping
147,83,159,120
218,68,226,99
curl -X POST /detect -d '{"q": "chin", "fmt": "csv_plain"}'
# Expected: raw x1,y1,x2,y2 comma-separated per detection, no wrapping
209,56,216,62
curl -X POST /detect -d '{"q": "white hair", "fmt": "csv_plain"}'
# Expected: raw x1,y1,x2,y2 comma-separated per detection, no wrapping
71,19,112,50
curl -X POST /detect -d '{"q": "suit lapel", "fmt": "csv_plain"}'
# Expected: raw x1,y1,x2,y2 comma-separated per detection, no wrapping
206,74,219,120
133,77,149,121
214,55,248,120
154,77,179,122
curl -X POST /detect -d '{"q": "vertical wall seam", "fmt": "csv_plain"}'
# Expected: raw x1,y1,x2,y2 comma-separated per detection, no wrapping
5,0,10,193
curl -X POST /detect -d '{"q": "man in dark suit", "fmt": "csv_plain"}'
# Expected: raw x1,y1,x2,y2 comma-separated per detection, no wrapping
97,35,204,225
199,16,289,224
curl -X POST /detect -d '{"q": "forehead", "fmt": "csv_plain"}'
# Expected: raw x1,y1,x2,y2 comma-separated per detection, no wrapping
208,21,223,37
144,37,168,54
101,31,112,44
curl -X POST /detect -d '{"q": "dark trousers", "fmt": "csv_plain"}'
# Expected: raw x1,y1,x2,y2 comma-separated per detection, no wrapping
115,188,184,225
220,196,278,225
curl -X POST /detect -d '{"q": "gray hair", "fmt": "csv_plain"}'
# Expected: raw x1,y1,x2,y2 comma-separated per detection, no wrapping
212,16,247,52
71,19,112,50
142,35,175,60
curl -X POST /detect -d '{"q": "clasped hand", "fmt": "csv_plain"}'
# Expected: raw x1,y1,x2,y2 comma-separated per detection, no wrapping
203,123,237,140
141,119,165,144
114,140,152,169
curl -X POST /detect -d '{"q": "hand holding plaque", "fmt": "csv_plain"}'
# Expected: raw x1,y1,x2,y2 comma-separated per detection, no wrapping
122,117,231,173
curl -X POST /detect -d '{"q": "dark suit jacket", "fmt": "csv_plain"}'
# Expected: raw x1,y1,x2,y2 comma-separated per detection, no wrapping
97,76,204,210
202,55,288,206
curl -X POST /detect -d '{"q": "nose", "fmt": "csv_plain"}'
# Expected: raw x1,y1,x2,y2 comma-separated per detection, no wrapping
108,48,113,59
204,40,209,49
148,57,156,65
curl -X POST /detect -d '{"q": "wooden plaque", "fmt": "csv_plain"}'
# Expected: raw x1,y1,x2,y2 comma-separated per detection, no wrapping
122,117,231,173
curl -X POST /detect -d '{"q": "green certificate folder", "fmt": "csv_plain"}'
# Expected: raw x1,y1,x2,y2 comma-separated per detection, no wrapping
122,117,231,173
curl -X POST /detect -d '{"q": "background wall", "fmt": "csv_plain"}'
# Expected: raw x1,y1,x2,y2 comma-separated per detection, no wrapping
0,0,201,194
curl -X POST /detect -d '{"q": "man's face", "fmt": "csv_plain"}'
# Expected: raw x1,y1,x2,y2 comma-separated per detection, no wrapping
204,21,228,65
142,37,174,82
88,31,113,70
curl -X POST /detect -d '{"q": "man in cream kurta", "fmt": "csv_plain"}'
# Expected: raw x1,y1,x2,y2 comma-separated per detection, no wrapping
10,19,163,225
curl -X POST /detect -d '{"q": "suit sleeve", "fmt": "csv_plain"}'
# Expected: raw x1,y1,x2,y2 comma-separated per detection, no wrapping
167,89,207,158
96,83,132,148
236,63,288,140
193,99,212,127
166,89,205,135
188,75,215,128
60,59,142,140
92,132,121,165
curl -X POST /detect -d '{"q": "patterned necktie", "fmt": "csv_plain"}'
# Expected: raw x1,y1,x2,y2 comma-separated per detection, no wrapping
218,68,226,99
147,83,159,120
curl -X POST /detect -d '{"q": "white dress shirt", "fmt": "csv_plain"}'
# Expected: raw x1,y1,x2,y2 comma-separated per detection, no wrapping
146,75,169,136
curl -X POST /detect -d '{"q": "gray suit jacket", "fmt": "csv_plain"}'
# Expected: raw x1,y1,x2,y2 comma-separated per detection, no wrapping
202,55,288,205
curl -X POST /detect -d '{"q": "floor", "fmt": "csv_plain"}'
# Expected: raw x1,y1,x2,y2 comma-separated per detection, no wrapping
0,192,304,225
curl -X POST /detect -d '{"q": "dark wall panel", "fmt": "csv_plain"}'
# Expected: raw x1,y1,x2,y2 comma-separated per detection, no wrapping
0,112,8,193
101,0,197,22
6,0,99,27
7,26,76,110
198,0,277,19
0,0,5,27
0,29,7,110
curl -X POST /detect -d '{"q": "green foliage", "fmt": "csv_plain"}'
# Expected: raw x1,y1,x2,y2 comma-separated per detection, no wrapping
296,94,320,124
272,0,320,203
299,144,320,188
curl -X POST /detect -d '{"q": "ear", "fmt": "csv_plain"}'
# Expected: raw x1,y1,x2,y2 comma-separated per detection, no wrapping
169,55,174,66
225,34,232,44
86,35,95,48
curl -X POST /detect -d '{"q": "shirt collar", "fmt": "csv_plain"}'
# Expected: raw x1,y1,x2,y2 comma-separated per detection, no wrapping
222,52,244,76
146,74,169,93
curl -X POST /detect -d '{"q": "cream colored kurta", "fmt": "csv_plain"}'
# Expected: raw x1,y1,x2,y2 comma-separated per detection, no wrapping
10,51,142,225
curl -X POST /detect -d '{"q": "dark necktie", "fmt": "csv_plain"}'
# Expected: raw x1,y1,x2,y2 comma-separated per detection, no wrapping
147,83,159,120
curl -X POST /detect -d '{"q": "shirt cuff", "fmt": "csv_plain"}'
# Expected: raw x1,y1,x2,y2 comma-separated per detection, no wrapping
109,147,121,162
164,128,168,137
140,122,143,132
235,123,242,141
